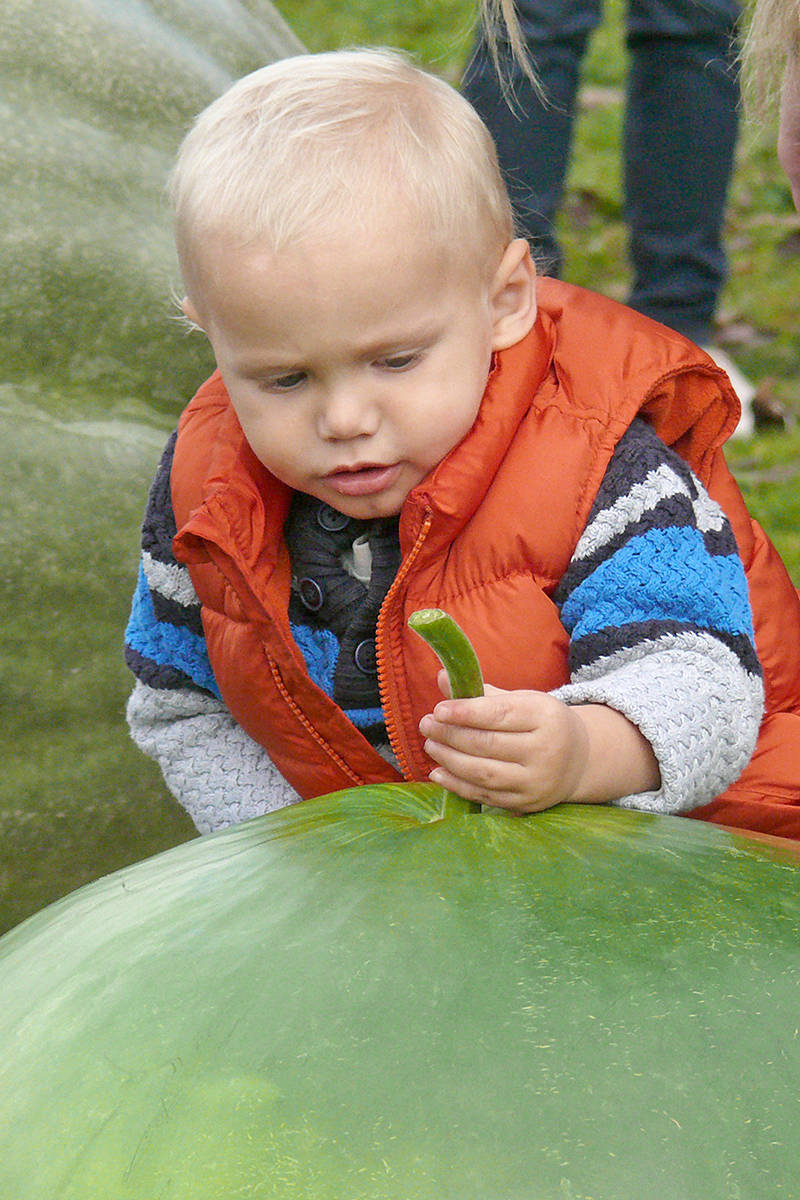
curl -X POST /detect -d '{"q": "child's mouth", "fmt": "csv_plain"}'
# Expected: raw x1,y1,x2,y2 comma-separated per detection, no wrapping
326,464,400,497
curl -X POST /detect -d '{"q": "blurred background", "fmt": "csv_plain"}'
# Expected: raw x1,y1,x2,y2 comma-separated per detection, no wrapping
1,0,797,933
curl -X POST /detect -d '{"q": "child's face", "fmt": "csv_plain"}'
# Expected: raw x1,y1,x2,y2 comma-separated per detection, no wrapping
185,220,536,519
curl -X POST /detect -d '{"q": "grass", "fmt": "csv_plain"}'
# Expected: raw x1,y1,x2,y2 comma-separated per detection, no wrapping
1,0,797,933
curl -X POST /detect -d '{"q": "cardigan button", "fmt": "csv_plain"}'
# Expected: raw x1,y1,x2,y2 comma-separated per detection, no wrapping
317,503,350,532
298,577,324,612
354,638,377,675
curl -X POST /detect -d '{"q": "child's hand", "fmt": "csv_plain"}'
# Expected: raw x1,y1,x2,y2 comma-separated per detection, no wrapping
418,672,660,813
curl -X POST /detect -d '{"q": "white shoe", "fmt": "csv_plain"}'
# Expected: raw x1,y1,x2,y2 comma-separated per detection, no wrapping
702,345,756,439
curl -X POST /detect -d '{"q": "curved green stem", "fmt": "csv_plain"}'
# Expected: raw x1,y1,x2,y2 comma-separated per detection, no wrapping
407,609,484,700
408,609,485,816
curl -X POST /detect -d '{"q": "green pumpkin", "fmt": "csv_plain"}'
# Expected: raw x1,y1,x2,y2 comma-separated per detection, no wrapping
1,784,799,1198
0,0,304,932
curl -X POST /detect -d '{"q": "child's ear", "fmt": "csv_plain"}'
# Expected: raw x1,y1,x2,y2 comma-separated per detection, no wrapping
489,238,538,351
181,295,205,330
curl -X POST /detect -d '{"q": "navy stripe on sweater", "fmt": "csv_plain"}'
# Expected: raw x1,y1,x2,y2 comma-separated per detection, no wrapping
141,430,178,562
568,620,762,677
123,646,204,693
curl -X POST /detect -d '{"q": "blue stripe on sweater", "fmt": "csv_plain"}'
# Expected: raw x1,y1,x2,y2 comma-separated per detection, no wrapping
291,624,339,693
560,526,755,642
126,564,220,696
290,623,385,731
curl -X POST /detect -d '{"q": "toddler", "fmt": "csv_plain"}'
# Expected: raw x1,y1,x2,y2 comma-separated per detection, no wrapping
125,49,800,837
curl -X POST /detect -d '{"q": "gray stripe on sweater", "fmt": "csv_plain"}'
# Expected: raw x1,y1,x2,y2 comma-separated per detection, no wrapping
554,629,764,814
573,462,727,563
142,550,200,609
126,681,302,834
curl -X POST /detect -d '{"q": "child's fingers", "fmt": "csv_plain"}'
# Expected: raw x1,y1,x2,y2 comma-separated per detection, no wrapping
436,671,504,703
430,689,547,733
428,764,516,809
419,716,525,764
426,759,555,813
425,741,527,798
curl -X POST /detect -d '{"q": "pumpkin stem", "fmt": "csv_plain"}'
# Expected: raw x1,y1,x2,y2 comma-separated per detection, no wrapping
408,608,484,700
409,609,485,816
438,788,480,818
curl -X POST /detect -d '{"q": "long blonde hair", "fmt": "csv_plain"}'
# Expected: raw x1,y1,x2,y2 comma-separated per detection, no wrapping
742,0,800,105
477,0,543,95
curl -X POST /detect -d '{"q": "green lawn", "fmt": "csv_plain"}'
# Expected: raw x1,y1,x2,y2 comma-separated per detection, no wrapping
1,0,797,933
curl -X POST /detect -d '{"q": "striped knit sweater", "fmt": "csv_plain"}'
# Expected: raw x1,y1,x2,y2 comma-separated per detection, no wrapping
125,419,764,833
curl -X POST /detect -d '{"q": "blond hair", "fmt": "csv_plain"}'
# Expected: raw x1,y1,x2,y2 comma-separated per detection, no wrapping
171,48,514,286
742,0,800,106
477,0,542,94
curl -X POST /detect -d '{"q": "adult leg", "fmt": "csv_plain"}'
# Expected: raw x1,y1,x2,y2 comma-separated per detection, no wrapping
462,0,601,274
624,0,741,343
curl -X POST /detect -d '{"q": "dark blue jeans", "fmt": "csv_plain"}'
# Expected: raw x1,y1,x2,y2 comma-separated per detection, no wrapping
463,0,741,342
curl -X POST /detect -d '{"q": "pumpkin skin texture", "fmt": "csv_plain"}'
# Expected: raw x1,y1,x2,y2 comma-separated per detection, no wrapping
1,785,799,1199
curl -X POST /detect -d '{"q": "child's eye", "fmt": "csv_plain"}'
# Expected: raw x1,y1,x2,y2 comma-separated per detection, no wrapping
378,352,419,372
263,371,307,392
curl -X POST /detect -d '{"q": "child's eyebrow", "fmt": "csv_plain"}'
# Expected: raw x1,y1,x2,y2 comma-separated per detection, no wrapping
235,323,445,377
355,321,444,358
237,360,304,379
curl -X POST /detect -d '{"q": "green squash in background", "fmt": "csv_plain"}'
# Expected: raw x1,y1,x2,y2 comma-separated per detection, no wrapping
0,0,302,932
1,783,799,1198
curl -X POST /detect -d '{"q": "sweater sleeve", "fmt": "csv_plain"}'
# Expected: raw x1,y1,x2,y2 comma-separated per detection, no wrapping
552,419,764,816
124,432,301,833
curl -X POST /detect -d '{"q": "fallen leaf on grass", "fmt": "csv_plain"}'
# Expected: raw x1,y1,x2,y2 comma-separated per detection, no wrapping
776,230,800,259
714,319,773,348
753,380,793,430
733,462,798,485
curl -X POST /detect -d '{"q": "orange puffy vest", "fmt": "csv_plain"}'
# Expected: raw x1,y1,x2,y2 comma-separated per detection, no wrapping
172,279,800,839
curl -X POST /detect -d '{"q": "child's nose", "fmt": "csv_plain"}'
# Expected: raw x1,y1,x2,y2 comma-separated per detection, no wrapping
317,385,379,441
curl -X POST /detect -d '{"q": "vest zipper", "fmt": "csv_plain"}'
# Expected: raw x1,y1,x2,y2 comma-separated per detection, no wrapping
376,507,434,779
267,656,367,787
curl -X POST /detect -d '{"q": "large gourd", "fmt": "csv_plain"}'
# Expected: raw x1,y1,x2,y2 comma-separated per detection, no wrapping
1,785,799,1198
1,0,304,931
